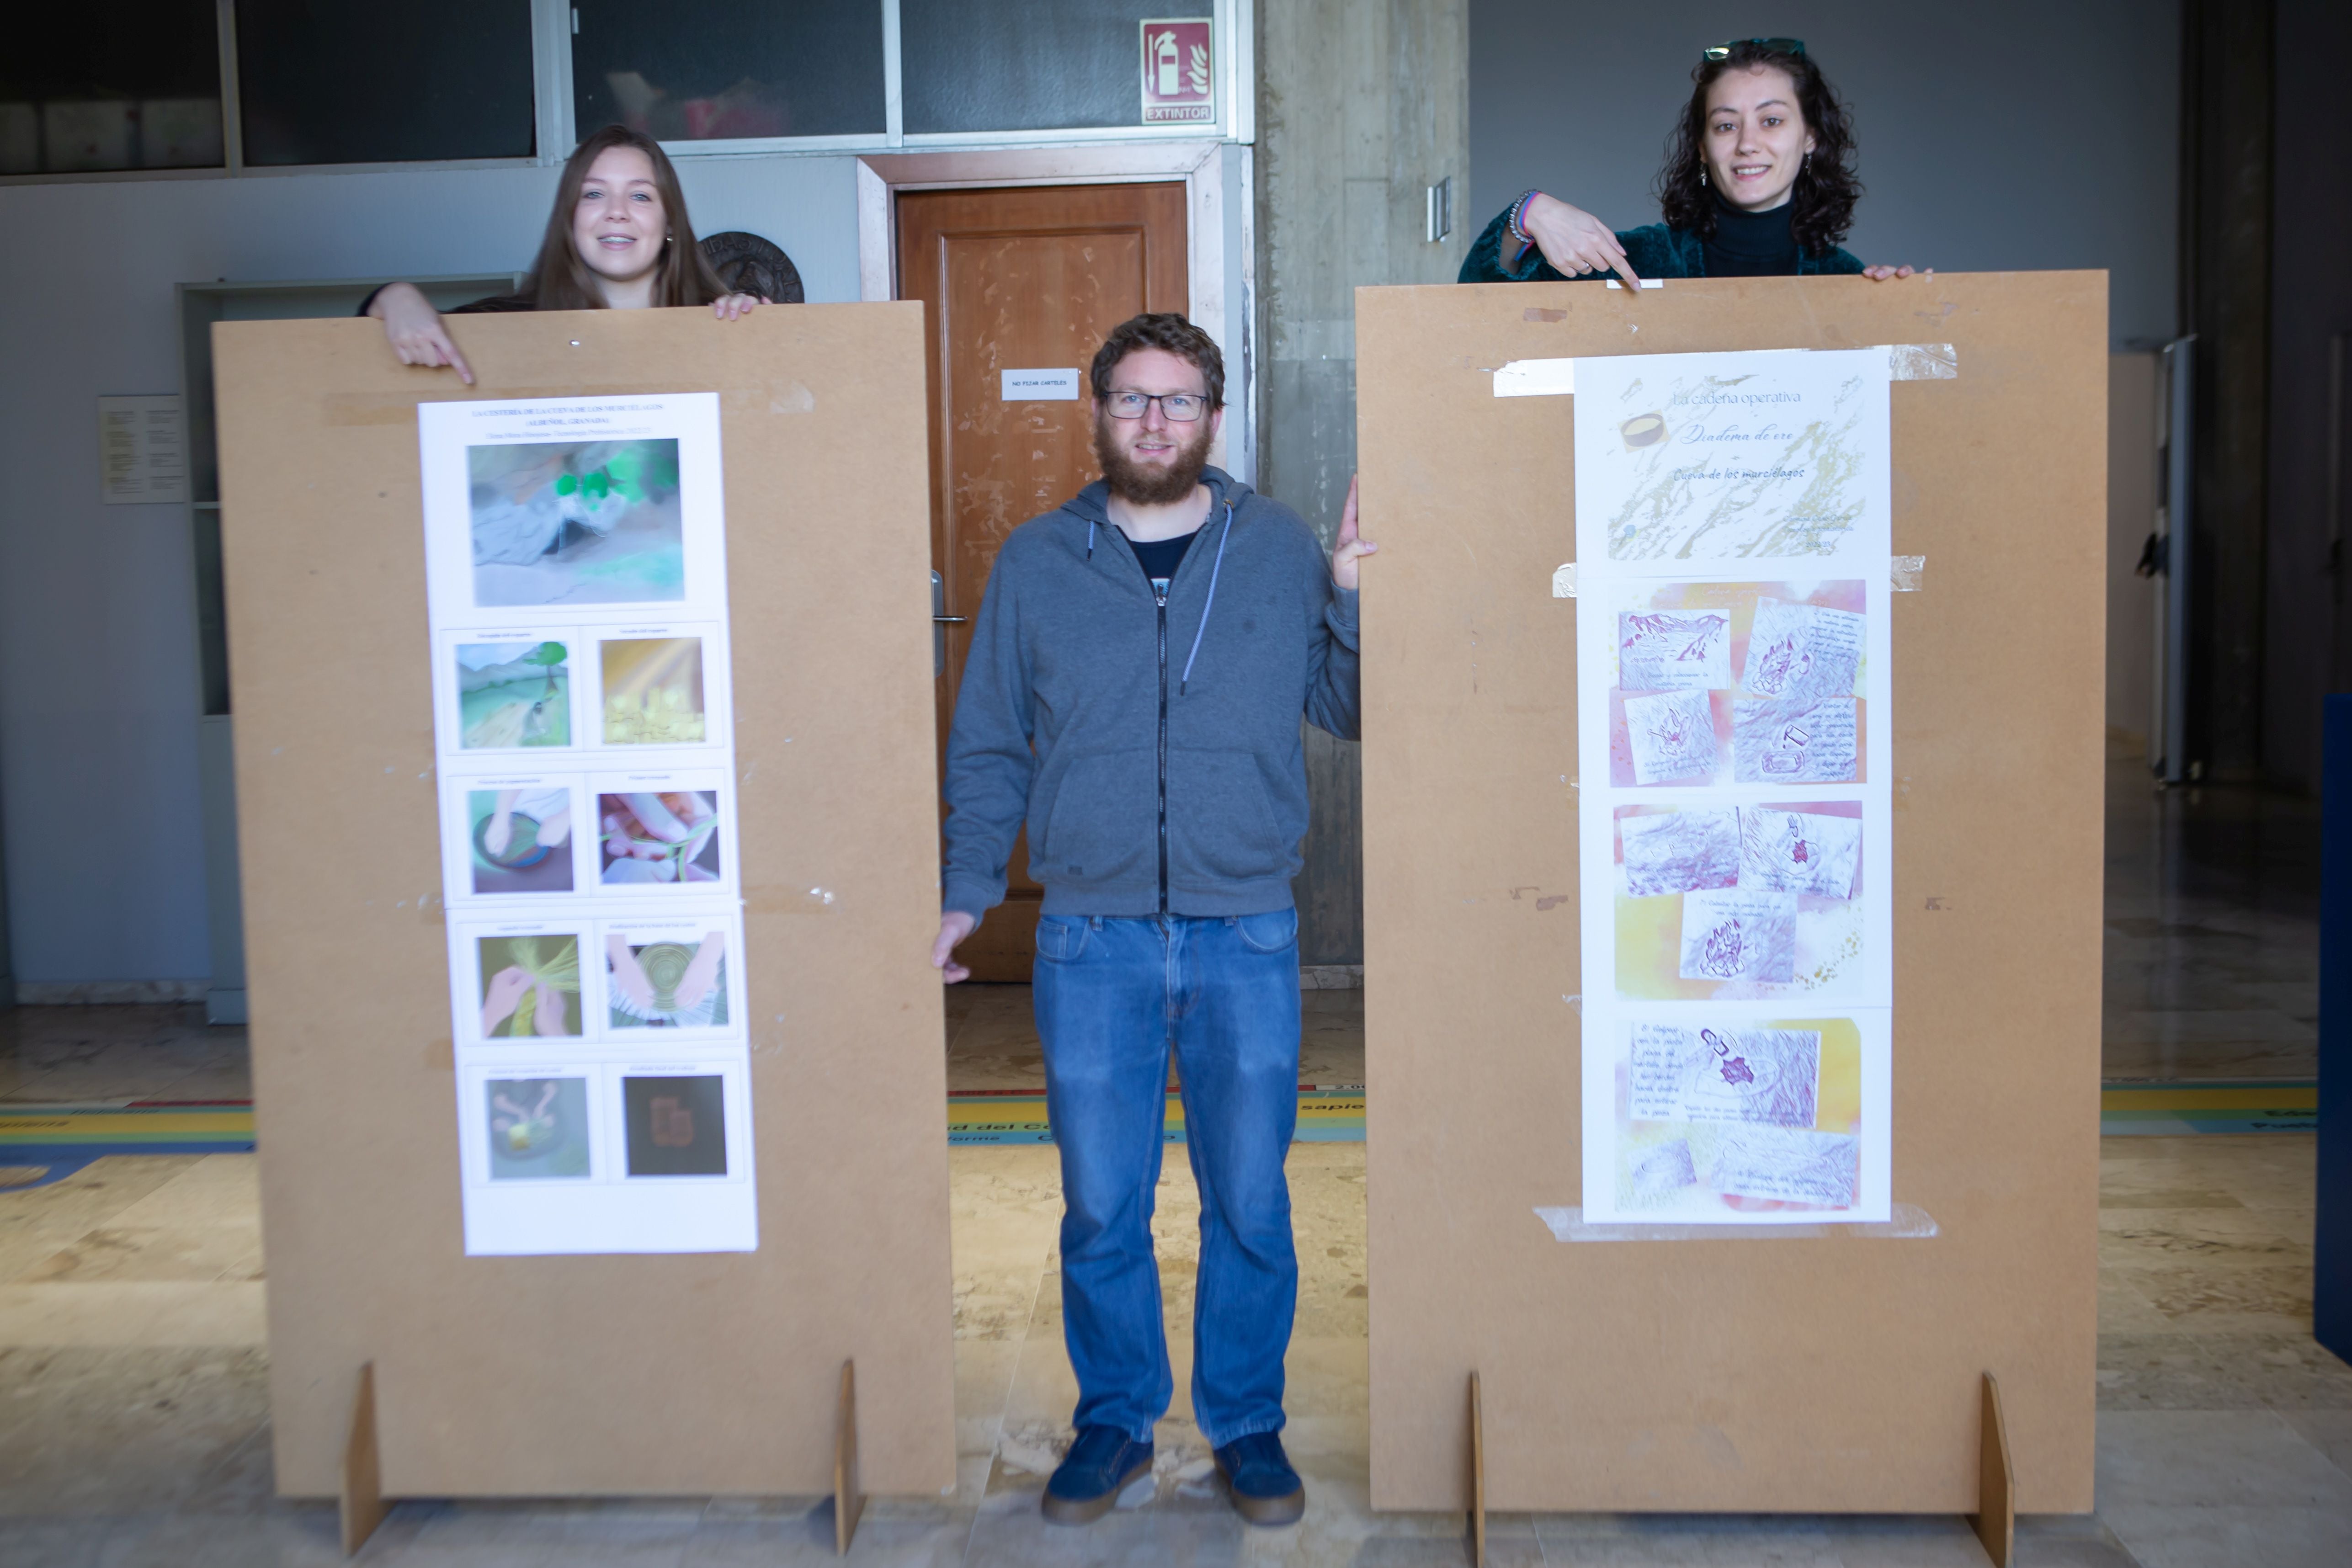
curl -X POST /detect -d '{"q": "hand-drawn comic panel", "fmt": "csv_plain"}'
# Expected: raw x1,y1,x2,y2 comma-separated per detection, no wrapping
1735,806,1862,898
1628,1022,1820,1128
1618,610,1732,692
1740,597,1863,705
1612,1016,1864,1219
1678,889,1798,984
1607,581,1865,788
1731,697,1860,784
1617,807,1740,898
1615,801,1865,1000
1620,689,1721,786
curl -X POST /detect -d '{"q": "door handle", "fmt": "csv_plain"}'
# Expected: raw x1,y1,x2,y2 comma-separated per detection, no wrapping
932,615,968,623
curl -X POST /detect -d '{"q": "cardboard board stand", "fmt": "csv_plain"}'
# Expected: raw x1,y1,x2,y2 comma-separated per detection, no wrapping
1359,275,2106,1539
213,307,956,1547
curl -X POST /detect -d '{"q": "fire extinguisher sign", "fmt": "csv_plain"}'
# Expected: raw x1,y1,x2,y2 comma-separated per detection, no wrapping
1139,19,1215,125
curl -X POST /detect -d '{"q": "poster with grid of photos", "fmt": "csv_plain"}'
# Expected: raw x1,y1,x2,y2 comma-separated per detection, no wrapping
418,394,755,1254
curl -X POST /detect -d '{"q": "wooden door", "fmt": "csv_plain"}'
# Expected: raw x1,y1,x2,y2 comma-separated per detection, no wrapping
899,183,1190,979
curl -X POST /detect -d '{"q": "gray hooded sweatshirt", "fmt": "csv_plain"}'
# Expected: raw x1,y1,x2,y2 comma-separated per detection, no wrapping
942,467,1360,923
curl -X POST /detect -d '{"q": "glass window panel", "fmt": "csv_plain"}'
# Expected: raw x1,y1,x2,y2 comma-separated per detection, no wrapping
3,5,222,173
236,0,535,167
903,0,1209,135
571,1,885,143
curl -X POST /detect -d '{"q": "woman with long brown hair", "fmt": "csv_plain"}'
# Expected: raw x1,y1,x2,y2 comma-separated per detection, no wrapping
1459,37,1923,287
364,125,764,385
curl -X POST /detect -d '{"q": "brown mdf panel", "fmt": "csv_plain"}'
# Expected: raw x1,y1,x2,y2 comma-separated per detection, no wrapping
1359,275,2106,1515
213,306,955,1499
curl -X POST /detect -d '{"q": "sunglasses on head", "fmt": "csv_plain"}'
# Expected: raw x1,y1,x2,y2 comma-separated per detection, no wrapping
1703,37,1806,61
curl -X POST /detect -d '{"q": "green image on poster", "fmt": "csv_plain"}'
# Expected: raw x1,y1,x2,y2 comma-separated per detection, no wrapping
458,639,570,749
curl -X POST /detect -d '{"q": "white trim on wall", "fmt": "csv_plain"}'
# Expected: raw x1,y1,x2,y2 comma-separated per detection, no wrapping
8,1,1253,186
852,140,1256,483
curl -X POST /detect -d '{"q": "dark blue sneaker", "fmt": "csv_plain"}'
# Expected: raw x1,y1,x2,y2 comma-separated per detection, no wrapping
1041,1425,1154,1524
1214,1432,1304,1525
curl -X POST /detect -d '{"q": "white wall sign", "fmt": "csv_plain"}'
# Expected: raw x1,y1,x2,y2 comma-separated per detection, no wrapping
98,394,189,505
1000,368,1082,401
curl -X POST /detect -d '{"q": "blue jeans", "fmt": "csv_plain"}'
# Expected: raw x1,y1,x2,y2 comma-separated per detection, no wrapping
1033,910,1302,1447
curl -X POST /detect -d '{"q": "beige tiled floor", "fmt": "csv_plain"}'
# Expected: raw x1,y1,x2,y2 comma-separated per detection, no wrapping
0,755,2337,1561
0,1132,2347,1564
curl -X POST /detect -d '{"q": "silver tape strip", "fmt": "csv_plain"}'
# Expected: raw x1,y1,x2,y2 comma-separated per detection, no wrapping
1494,343,1959,398
1533,1201,1940,1242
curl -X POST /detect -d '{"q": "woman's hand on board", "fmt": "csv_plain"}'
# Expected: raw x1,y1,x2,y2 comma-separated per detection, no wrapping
367,281,475,385
710,292,770,320
1862,265,1931,282
1519,193,1644,289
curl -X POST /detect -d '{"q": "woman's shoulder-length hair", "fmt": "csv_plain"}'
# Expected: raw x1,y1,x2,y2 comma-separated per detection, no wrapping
1654,41,1862,257
522,125,726,311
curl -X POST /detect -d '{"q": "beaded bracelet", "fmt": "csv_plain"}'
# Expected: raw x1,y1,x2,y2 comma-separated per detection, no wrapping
1507,189,1542,245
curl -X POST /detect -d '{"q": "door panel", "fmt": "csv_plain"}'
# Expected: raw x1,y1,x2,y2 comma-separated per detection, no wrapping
899,183,1189,979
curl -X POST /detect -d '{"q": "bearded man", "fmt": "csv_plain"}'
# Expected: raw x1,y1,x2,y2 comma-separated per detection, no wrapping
931,312,1373,1527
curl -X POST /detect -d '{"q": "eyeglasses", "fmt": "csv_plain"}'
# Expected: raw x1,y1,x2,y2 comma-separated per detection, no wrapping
1703,37,1805,60
1102,390,1210,422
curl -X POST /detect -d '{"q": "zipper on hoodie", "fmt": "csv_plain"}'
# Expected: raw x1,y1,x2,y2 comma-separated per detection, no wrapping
1151,567,1170,914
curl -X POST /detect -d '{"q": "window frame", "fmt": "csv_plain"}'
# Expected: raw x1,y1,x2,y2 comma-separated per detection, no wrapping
0,0,1253,186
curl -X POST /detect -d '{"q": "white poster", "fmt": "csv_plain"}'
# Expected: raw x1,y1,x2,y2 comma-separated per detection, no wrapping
418,394,757,1255
1574,350,1894,1224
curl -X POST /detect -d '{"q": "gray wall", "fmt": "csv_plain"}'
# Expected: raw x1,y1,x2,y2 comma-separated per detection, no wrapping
0,157,859,988
2263,0,2352,791
1469,0,2182,349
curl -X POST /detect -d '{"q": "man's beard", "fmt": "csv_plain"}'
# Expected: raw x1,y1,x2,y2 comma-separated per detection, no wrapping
1093,411,1213,505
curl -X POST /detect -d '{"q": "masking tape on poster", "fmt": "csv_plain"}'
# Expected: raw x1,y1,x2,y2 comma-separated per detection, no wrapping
1552,556,1926,599
1532,1202,1940,1242
1495,343,1958,399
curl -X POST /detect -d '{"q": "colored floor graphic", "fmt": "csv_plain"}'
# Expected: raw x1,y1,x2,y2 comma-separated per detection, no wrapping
949,1089,1367,1146
2098,1081,2317,1134
0,1103,257,1188
0,1084,2315,1176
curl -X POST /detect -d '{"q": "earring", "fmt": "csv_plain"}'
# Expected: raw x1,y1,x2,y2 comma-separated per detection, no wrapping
1700,167,1708,187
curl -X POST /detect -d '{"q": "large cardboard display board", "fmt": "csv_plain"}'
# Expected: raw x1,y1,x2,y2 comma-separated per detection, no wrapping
1359,275,2105,1514
213,307,956,1498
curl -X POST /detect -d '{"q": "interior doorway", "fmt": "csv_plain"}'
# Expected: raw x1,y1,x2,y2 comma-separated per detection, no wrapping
897,182,1190,979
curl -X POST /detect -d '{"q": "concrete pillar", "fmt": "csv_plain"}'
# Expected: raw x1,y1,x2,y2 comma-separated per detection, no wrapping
1256,0,1468,964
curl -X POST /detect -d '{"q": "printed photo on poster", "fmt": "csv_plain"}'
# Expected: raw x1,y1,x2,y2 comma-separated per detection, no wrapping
468,786,575,894
1574,350,1889,569
623,1074,729,1176
597,789,720,885
1575,350,1893,1228
601,636,707,745
1613,1015,1865,1218
606,925,729,1029
458,639,571,749
468,438,684,608
1607,580,1867,789
1614,802,1865,1000
485,1077,591,1179
477,933,582,1037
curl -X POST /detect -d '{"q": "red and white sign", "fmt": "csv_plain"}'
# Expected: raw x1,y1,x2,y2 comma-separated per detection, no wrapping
1140,19,1214,125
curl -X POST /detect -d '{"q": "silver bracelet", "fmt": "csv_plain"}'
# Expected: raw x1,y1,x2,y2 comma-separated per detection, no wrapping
1507,189,1541,245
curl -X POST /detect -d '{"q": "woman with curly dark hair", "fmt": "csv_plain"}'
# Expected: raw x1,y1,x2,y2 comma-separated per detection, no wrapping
1459,38,1923,287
